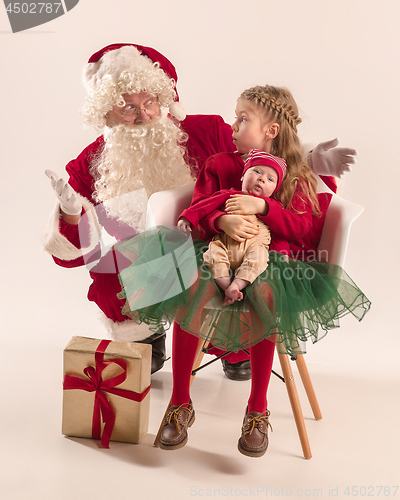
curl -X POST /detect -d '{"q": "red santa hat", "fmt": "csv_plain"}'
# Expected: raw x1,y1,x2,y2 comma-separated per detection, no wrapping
244,149,287,193
83,43,185,120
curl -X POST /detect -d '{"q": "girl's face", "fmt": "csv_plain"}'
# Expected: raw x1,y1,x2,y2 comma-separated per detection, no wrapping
231,99,276,155
242,165,278,198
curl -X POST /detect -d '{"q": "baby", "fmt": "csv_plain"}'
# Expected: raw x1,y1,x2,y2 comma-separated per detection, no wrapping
178,149,287,305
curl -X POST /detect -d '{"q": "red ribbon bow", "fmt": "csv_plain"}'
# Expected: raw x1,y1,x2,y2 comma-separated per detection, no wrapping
63,339,150,448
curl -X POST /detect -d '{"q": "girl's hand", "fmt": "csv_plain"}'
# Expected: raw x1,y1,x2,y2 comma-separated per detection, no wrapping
217,214,259,242
177,217,192,233
224,194,267,216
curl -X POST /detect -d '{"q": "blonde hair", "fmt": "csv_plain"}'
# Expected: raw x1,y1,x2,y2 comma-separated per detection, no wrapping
240,85,321,216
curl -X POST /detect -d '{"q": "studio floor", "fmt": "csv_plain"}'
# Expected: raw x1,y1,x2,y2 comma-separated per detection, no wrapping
1,328,399,500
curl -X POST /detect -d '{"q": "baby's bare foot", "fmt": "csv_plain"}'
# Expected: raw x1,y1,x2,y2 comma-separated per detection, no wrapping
223,282,243,305
222,295,235,306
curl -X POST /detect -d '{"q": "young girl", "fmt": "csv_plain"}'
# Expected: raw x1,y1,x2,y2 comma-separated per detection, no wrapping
118,85,370,457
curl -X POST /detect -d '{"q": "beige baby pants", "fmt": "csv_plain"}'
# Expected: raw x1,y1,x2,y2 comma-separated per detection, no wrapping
203,215,271,283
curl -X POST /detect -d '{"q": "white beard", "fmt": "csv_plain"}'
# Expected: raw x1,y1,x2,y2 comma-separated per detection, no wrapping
91,115,193,230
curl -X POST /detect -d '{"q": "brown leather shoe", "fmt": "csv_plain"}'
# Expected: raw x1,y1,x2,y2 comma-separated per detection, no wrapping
238,409,272,457
158,401,195,450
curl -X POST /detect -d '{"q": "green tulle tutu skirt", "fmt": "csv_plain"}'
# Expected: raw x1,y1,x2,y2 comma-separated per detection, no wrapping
117,226,371,355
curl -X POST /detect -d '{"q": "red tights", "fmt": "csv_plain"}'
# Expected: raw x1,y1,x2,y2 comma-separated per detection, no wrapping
170,323,275,413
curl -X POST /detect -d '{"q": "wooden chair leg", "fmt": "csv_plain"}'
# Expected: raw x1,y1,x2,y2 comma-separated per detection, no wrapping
294,354,322,420
277,349,312,459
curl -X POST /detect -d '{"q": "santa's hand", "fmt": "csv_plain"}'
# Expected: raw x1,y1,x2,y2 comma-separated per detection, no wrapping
45,169,82,216
310,138,357,178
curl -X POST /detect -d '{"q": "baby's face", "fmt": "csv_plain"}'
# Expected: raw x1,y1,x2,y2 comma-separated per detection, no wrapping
242,164,278,198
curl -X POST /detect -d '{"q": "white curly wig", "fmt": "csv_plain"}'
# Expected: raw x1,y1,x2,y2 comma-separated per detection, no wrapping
81,44,186,129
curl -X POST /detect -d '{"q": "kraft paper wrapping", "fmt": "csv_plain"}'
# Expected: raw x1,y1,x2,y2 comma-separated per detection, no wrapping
62,336,151,444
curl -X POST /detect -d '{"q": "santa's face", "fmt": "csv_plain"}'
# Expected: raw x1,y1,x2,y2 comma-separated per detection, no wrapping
107,92,161,125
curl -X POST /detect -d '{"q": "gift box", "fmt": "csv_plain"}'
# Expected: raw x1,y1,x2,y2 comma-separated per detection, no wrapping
62,336,151,447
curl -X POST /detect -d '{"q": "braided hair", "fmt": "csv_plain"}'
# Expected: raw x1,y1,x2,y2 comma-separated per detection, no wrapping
240,85,321,216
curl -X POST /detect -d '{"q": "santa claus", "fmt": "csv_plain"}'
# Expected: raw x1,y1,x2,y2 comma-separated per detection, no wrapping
44,43,356,376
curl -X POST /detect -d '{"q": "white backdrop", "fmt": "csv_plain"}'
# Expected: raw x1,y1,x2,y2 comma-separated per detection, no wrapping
1,1,400,498
1,2,399,375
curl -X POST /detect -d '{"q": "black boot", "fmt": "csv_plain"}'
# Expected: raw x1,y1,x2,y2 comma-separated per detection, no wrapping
221,359,251,381
137,331,167,374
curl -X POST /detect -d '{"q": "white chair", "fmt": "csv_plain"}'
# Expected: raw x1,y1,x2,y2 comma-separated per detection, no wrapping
146,182,196,230
147,181,364,459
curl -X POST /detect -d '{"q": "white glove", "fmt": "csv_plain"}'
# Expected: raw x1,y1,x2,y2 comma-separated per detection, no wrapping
45,169,82,216
310,138,357,178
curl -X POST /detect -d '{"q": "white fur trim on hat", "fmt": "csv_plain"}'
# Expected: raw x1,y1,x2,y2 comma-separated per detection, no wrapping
43,194,101,261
